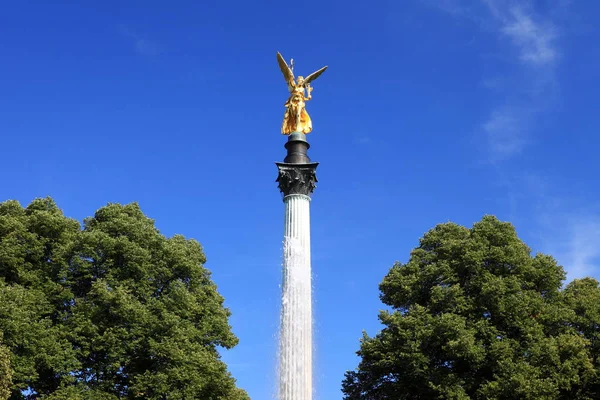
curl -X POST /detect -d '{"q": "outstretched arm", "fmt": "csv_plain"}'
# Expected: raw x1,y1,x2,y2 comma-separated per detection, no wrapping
304,85,313,100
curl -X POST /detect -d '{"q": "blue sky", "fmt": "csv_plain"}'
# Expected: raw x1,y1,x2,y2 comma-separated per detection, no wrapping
1,0,599,398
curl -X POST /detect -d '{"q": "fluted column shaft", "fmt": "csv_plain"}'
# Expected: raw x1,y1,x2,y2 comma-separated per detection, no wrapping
279,194,313,400
276,132,317,400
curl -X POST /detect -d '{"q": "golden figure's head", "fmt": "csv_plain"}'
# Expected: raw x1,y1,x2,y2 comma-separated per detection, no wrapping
296,76,305,85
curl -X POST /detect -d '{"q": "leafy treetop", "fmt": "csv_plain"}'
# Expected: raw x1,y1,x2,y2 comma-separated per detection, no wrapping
343,216,600,400
0,197,248,400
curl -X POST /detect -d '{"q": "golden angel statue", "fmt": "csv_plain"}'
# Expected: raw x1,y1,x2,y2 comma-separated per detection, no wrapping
277,52,327,135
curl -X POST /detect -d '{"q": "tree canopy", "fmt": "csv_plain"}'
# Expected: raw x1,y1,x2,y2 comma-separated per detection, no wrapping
0,339,11,400
0,198,248,399
343,215,600,399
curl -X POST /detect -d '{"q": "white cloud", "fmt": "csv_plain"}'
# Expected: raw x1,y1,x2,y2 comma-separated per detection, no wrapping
421,0,561,160
537,215,600,281
117,25,161,57
479,3,597,282
479,3,559,160
504,173,600,281
478,5,583,278
425,1,596,281
501,7,558,66
133,38,161,57
482,107,527,159
565,219,600,280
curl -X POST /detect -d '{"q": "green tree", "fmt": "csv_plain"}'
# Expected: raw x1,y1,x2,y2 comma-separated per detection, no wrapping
0,338,11,400
563,278,600,397
0,198,248,399
343,216,596,399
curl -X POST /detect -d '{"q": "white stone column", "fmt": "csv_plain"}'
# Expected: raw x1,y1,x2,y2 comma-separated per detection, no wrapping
279,193,312,400
276,132,318,400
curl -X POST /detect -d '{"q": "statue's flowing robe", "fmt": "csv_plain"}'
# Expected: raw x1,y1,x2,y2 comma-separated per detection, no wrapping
282,92,312,135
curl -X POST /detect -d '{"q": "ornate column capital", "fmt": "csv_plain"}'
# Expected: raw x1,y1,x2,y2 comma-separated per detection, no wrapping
276,162,319,197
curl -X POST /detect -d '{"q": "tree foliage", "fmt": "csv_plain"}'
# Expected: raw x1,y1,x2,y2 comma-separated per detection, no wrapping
343,216,600,399
0,338,11,400
0,198,248,399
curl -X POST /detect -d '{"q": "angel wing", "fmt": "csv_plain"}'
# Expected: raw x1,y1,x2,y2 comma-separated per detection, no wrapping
277,52,295,86
304,65,328,85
